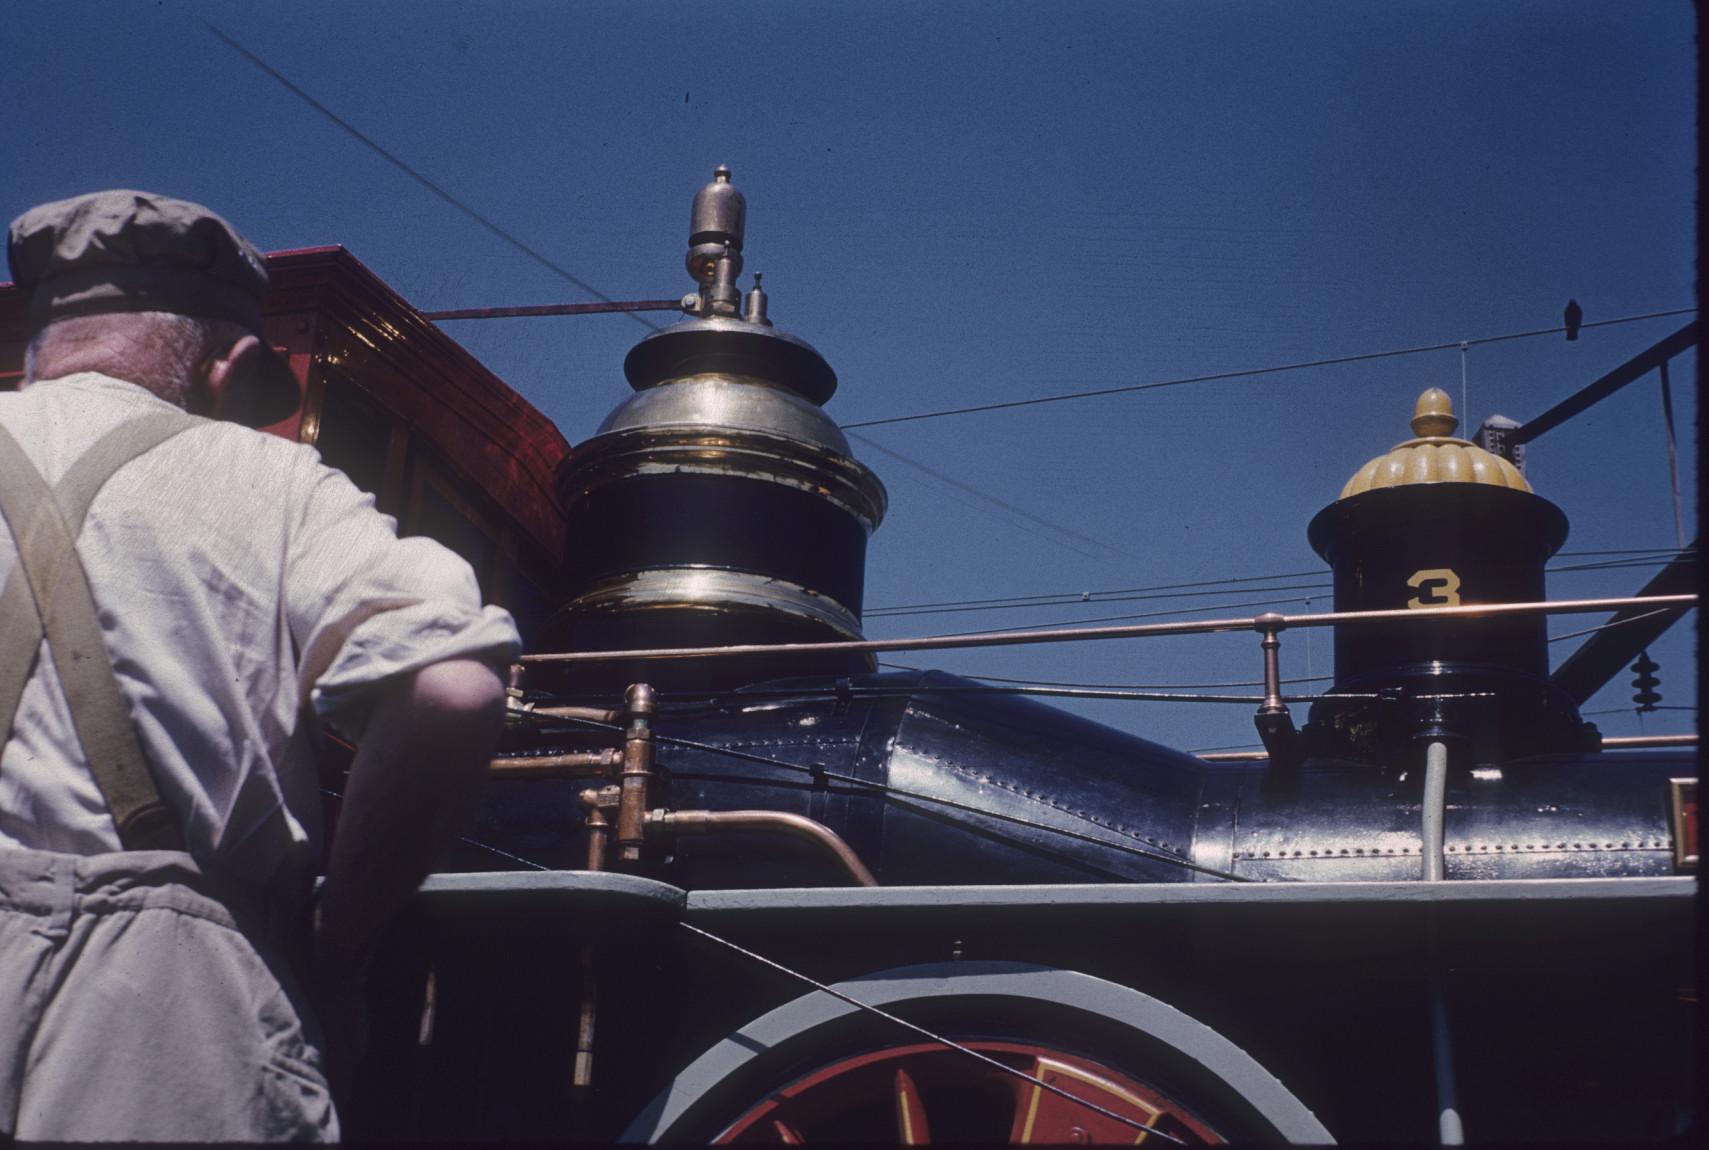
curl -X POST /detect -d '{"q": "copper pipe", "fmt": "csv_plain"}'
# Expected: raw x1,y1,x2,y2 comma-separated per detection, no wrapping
572,789,613,1091
650,809,878,887
417,969,436,1047
573,943,597,1088
1602,733,1697,748
488,749,620,778
530,704,624,724
616,684,656,864
520,594,1697,664
581,789,612,872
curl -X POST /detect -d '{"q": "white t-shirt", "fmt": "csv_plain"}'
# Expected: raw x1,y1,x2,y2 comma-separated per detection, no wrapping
0,372,521,895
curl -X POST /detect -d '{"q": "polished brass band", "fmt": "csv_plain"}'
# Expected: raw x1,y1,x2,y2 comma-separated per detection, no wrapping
555,567,867,640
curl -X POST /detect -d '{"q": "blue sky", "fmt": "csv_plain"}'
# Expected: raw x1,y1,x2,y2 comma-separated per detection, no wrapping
4,1,1695,752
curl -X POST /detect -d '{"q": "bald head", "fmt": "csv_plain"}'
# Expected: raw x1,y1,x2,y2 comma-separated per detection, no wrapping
23,311,253,411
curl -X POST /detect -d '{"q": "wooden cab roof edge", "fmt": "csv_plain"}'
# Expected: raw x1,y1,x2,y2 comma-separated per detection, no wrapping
260,246,569,559
1,246,572,563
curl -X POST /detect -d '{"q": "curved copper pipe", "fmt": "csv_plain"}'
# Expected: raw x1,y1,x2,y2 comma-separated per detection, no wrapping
650,809,878,887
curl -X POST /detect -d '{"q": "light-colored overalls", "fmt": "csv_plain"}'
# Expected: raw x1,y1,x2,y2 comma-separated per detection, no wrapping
0,413,337,1142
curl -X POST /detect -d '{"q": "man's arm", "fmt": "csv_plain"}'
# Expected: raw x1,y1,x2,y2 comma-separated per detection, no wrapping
311,657,506,978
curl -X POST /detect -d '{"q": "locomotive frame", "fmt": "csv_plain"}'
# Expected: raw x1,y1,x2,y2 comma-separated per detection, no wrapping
0,177,1696,1145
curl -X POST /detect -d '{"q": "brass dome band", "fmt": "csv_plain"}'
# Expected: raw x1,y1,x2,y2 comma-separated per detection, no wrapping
555,568,867,640
560,427,886,533
594,374,856,453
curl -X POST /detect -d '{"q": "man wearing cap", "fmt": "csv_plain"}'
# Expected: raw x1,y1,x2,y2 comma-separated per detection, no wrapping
0,190,520,1141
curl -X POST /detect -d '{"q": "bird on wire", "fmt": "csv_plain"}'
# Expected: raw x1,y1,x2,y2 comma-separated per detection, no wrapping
1564,298,1583,341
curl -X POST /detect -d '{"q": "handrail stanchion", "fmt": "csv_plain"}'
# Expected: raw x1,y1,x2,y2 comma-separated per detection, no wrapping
1252,613,1303,771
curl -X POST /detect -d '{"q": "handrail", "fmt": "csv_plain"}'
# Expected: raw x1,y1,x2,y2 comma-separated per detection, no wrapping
519,593,1697,665
1599,734,1697,749
1196,732,1697,760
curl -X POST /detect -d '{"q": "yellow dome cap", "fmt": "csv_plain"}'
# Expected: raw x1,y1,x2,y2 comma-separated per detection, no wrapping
1339,388,1531,500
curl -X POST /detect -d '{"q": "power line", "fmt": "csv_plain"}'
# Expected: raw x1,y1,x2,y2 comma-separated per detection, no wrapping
1548,553,1695,575
870,581,1331,620
866,569,1324,617
205,22,662,333
847,431,1131,565
1548,606,1688,644
840,307,1696,430
865,551,1690,621
1557,547,1695,557
895,593,1322,638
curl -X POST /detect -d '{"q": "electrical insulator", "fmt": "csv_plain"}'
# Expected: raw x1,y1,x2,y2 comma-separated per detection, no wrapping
1631,652,1661,713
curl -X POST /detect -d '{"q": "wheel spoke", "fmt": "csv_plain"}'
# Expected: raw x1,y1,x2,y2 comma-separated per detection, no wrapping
1005,1056,1046,1144
715,1039,1223,1144
1016,1056,1165,1144
893,1067,931,1144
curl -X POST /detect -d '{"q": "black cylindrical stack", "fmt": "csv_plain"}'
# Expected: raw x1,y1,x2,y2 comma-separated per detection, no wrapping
1302,396,1596,765
1307,484,1566,686
538,169,886,694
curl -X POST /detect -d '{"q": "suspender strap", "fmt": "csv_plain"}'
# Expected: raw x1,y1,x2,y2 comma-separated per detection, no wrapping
0,413,205,741
0,412,203,851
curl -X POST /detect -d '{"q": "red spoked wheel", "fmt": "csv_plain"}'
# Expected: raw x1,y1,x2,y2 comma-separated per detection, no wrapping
712,1040,1226,1145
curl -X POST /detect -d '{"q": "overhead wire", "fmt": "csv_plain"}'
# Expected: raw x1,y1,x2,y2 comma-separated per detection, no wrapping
840,307,1696,430
1547,553,1695,575
864,550,1692,620
1547,606,1688,644
206,21,1696,717
204,22,662,332
893,594,1323,637
199,17,1699,638
871,583,1333,620
866,569,1325,616
866,573,1329,618
1556,547,1698,557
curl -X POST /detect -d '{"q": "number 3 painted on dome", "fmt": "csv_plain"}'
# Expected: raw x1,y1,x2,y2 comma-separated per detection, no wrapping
1407,568,1461,608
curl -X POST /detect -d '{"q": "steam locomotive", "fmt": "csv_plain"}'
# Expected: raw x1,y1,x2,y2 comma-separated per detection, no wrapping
0,171,1694,1144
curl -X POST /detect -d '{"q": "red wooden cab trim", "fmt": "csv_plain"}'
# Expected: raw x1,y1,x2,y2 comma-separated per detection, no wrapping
1,246,571,571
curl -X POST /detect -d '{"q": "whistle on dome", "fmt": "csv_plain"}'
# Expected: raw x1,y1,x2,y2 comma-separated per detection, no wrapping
685,165,747,316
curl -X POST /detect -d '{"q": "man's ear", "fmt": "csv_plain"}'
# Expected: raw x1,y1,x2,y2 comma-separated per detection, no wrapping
191,333,263,419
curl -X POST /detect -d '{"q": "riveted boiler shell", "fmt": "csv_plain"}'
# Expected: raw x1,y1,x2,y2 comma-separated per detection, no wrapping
470,671,1689,888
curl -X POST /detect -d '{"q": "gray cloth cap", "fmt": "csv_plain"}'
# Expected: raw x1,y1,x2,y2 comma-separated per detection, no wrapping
7,190,299,424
